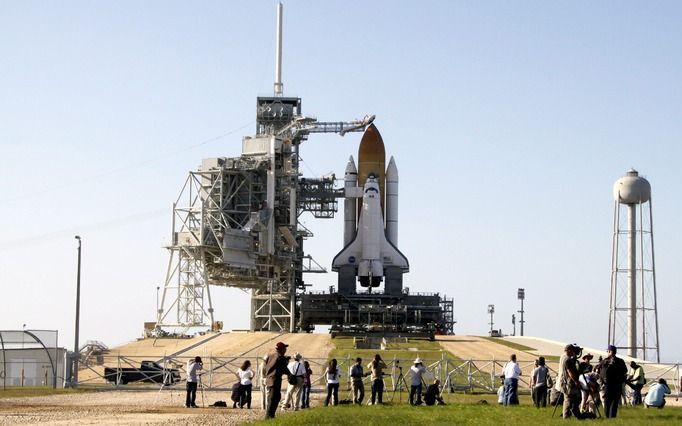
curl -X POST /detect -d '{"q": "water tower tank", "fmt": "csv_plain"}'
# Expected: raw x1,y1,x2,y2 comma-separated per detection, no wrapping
613,169,651,204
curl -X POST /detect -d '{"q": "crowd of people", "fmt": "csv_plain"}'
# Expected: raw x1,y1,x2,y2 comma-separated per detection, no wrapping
184,341,446,419
184,340,676,420
497,343,675,420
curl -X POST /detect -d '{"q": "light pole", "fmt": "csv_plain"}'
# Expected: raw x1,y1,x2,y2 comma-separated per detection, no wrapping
517,288,525,336
73,235,82,387
487,304,495,335
512,314,516,336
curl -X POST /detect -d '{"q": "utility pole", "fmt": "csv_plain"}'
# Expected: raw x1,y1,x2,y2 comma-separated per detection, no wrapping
73,235,82,387
487,304,495,335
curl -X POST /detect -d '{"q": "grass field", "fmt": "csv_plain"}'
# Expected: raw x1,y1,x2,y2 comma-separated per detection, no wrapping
329,337,458,363
0,386,92,398
483,337,560,362
252,393,682,425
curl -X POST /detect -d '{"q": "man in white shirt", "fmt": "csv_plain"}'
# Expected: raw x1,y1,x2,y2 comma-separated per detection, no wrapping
502,354,522,406
185,356,202,408
409,358,427,405
282,352,305,411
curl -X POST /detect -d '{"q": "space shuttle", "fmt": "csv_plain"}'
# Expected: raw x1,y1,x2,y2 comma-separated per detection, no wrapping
332,124,409,294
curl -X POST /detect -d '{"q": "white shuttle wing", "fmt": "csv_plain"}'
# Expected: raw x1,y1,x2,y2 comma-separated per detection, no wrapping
331,230,409,272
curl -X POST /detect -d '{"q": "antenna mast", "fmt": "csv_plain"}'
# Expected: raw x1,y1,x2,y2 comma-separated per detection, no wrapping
274,2,283,96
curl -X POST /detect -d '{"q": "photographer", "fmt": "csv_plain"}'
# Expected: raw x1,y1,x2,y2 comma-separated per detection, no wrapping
282,353,305,410
263,342,290,419
560,344,583,419
424,379,446,406
368,354,387,405
644,378,671,408
409,358,427,406
185,356,202,408
350,357,367,405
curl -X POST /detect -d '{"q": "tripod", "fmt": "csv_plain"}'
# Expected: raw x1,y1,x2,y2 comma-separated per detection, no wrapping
198,374,206,408
390,367,409,403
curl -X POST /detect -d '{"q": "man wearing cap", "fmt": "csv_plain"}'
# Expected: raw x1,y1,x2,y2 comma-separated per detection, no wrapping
502,353,522,406
282,352,305,411
409,358,427,406
599,344,628,418
263,341,290,419
560,344,582,419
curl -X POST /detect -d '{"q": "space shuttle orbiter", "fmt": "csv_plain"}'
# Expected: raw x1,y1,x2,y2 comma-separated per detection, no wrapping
332,124,409,294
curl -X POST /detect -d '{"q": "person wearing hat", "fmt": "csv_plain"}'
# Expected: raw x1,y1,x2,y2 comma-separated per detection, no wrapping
579,353,594,374
560,344,582,419
263,341,290,419
185,356,202,408
282,352,306,411
598,344,628,418
409,358,427,406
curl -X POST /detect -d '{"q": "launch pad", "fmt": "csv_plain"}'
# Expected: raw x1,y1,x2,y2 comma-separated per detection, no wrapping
153,3,455,338
300,290,453,338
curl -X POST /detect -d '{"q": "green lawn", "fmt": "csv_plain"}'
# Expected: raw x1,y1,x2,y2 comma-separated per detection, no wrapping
252,393,682,425
0,387,92,398
329,337,458,363
482,337,560,362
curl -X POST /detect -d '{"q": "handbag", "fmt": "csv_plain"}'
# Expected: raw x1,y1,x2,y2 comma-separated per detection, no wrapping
287,362,299,385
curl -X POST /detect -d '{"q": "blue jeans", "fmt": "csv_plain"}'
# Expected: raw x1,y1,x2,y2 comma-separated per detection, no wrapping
504,378,519,406
371,379,384,404
301,384,311,408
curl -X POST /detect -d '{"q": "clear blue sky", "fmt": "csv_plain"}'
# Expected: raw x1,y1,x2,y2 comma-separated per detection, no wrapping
1,1,681,362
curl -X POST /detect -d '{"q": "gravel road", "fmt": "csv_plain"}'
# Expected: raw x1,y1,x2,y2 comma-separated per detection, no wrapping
0,390,268,425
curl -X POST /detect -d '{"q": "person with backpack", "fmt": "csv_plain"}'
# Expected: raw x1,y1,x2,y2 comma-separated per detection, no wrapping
599,345,628,418
282,352,305,410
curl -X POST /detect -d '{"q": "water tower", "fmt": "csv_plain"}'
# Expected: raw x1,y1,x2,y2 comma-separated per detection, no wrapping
608,169,660,361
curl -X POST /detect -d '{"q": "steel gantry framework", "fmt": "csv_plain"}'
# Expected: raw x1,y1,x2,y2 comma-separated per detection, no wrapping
154,94,375,334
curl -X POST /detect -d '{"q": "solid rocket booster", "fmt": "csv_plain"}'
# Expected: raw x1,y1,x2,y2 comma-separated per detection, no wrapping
333,124,408,289
385,156,398,246
343,156,358,246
